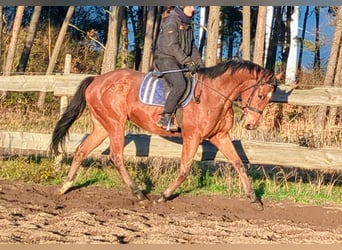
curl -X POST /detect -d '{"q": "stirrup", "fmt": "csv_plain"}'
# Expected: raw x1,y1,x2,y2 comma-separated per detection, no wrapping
165,119,178,132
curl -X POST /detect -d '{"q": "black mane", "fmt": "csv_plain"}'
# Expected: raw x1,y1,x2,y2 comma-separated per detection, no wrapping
198,59,267,79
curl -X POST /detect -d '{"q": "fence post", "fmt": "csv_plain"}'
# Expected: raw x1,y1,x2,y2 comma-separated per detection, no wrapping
60,54,72,116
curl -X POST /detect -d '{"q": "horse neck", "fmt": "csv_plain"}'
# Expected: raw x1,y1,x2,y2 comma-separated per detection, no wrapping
221,70,257,100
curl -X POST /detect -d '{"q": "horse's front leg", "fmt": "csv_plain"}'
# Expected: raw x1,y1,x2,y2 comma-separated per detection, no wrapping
156,137,201,203
209,133,263,210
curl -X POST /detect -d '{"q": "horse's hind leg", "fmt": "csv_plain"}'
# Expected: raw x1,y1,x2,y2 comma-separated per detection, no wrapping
209,133,263,210
60,116,108,194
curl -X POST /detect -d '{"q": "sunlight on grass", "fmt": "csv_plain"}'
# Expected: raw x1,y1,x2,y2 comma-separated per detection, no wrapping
0,156,341,206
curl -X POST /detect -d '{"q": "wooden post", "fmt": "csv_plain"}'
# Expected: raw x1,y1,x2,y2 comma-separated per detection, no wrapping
60,54,71,116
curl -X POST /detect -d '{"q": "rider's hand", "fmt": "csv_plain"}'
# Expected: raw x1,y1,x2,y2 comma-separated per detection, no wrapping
185,62,198,74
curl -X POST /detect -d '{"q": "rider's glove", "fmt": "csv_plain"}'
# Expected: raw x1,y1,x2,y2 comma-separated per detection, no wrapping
185,62,199,74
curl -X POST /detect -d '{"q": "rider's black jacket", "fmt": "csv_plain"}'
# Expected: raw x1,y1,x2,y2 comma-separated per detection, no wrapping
154,7,203,67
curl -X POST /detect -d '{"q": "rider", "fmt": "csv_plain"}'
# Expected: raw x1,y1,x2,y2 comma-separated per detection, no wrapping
154,6,204,131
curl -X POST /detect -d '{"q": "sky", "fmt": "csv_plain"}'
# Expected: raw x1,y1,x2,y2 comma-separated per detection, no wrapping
298,6,335,70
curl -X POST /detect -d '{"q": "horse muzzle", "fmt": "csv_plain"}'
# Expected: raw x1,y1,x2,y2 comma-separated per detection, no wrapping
245,123,257,130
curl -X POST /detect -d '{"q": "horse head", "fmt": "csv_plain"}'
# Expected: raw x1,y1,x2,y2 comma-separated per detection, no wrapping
239,69,278,130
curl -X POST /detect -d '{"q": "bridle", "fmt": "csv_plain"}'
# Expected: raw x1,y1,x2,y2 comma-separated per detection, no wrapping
241,76,276,115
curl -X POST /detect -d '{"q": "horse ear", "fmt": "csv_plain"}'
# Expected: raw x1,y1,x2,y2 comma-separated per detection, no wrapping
275,72,284,81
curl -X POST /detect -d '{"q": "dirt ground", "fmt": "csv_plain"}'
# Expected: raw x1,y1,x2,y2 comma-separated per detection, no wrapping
0,179,341,244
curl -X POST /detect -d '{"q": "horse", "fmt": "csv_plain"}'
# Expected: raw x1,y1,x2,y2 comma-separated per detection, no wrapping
50,59,278,210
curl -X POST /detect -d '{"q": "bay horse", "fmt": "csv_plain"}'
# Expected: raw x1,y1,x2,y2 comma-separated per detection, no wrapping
50,59,277,210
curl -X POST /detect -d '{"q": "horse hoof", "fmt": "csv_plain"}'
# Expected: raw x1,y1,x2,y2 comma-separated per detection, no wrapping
59,181,73,195
134,190,148,201
138,198,150,208
153,193,167,205
250,199,264,211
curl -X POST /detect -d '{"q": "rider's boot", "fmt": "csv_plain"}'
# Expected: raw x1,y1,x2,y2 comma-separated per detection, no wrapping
157,112,178,132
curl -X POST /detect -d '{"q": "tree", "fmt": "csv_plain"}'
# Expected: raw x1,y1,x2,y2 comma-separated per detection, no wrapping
265,6,283,71
285,6,299,85
253,6,267,66
17,6,42,73
298,6,310,74
1,6,24,98
314,6,321,72
101,6,124,74
120,8,128,68
0,6,3,68
45,6,75,74
37,6,75,108
3,6,25,76
128,6,144,71
205,6,220,66
141,6,156,73
198,6,209,56
242,6,251,60
220,6,241,60
264,6,273,65
151,7,163,65
316,6,342,128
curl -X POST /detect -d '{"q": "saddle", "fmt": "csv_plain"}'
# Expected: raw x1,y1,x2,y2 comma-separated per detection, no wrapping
138,71,196,107
138,71,197,130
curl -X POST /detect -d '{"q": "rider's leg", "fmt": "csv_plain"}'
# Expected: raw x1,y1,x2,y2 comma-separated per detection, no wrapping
154,59,186,131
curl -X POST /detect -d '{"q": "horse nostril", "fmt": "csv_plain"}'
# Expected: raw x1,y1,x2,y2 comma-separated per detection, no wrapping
246,124,256,130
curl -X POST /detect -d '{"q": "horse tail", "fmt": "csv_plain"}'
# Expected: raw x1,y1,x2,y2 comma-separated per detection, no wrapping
50,76,95,155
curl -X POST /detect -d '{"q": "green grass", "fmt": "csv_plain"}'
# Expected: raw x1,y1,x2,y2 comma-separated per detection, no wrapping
0,155,341,206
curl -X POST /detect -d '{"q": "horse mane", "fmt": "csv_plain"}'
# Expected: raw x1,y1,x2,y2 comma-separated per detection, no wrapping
198,59,268,79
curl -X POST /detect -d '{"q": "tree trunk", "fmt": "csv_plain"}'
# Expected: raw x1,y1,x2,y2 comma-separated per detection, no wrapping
285,6,299,85
38,6,75,108
253,6,267,66
317,6,342,128
129,6,143,71
0,6,3,70
1,6,25,99
281,7,293,73
17,6,42,73
265,6,283,71
205,6,220,67
264,6,273,65
45,6,75,74
3,6,25,76
151,6,163,67
198,7,209,56
141,7,156,73
335,33,342,126
242,6,251,61
121,8,128,68
314,6,321,72
298,6,310,74
101,6,123,74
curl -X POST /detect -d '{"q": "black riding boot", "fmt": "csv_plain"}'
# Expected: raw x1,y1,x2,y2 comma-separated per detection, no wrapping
157,113,178,131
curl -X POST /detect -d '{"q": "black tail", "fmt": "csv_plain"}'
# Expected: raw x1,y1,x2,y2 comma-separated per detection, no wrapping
50,76,95,155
